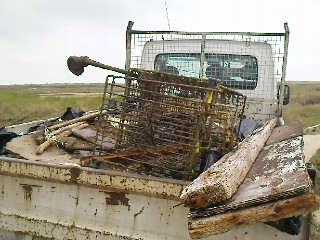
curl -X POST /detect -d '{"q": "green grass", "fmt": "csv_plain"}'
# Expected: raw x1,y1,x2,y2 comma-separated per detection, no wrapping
1,82,320,127
310,148,320,170
283,82,320,127
0,88,102,126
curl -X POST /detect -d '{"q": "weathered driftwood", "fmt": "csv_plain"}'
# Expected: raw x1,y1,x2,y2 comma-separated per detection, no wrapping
188,135,310,219
46,111,101,130
35,123,88,155
188,190,319,239
180,118,277,208
31,111,102,136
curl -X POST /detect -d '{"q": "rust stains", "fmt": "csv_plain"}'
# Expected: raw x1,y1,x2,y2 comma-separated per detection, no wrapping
188,190,320,238
134,207,145,218
20,184,42,201
104,192,130,207
69,167,81,183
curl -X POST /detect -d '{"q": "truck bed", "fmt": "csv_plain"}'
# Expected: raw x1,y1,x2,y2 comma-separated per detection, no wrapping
0,119,318,240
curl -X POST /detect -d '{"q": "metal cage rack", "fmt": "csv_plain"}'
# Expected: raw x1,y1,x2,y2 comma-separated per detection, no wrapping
126,26,288,101
125,22,289,122
89,69,246,180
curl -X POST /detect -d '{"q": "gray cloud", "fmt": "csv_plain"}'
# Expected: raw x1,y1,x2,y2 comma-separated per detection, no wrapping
0,0,319,84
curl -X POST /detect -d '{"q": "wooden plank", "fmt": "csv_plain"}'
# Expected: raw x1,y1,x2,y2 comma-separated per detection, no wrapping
4,135,79,164
188,190,319,239
266,121,303,146
72,128,116,149
57,136,95,151
188,136,311,218
180,118,277,208
46,111,101,130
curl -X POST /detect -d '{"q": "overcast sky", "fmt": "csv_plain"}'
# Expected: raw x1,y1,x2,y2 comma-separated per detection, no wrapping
0,0,319,85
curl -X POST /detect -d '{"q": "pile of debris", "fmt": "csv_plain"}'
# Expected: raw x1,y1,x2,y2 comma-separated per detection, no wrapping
1,56,319,238
180,120,320,238
2,64,246,181
2,109,116,164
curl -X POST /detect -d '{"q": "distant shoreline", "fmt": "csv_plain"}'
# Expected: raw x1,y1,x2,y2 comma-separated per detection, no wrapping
0,80,319,87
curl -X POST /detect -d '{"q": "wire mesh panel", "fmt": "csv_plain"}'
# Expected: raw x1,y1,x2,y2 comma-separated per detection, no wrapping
127,28,287,112
90,70,245,180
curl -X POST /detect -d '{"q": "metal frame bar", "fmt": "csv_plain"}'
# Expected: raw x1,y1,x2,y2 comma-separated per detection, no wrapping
199,33,206,78
130,30,286,37
125,21,134,71
277,22,290,116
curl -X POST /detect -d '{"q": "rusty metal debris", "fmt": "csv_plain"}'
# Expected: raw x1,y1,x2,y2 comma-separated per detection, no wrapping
67,56,246,180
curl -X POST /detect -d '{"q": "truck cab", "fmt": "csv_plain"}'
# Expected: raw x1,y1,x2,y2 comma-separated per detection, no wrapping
128,24,290,122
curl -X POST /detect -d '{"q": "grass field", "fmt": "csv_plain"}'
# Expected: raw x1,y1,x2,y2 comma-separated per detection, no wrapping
0,81,320,127
282,82,320,127
0,84,105,126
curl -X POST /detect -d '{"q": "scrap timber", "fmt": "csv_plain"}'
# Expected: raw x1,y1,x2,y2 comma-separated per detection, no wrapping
188,190,319,238
185,122,320,238
180,118,277,208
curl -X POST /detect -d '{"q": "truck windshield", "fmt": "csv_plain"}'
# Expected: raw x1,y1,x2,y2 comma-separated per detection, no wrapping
154,53,258,90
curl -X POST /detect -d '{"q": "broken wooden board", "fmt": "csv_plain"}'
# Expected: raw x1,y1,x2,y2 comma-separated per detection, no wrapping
266,121,303,145
188,135,311,218
57,136,95,151
4,135,79,165
180,118,277,208
35,122,89,155
188,190,319,238
72,127,116,149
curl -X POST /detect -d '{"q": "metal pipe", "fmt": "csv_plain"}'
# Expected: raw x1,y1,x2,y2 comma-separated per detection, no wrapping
277,22,290,117
125,21,134,71
199,33,206,79
130,30,286,37
67,56,130,76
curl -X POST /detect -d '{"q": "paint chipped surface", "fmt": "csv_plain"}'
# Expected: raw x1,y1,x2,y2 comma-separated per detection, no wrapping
189,136,311,218
0,157,188,199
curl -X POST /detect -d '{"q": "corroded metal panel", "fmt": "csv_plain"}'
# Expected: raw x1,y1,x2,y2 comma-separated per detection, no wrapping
0,157,188,199
0,172,310,240
188,191,318,238
0,173,187,240
0,158,187,198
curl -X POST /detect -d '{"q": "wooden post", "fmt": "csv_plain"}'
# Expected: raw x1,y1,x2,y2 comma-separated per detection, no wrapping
188,190,319,238
180,118,277,208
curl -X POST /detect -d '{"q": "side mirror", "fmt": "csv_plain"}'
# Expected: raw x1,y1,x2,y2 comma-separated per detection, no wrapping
283,84,290,105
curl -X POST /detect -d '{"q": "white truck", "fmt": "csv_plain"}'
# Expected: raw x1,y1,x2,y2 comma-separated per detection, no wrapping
0,21,317,240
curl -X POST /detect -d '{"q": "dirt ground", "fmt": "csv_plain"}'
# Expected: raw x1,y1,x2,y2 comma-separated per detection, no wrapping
303,134,320,240
303,134,320,162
